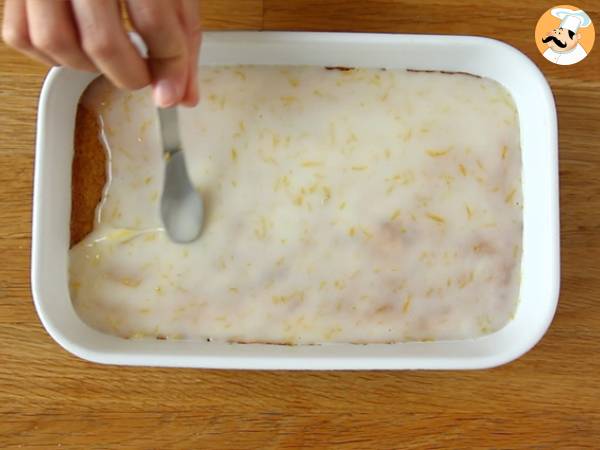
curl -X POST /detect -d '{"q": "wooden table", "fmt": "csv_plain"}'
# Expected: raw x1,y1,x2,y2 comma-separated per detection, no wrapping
1,1,599,448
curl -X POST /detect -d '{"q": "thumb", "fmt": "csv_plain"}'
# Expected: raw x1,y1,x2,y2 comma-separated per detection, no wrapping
126,0,189,107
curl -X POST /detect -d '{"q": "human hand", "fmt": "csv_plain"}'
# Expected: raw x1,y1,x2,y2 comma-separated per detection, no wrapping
2,0,201,107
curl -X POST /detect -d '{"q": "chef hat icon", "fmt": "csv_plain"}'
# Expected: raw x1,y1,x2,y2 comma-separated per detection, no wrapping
551,8,592,33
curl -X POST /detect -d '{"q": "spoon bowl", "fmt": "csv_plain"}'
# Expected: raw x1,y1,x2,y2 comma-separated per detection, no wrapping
158,107,204,243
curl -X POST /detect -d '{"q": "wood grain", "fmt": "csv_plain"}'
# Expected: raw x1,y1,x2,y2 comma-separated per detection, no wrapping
201,0,263,29
1,0,599,448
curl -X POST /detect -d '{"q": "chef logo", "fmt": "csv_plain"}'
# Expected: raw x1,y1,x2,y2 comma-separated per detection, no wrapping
535,5,594,65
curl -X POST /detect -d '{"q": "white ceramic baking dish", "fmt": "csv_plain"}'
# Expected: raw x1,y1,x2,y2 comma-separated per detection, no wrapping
31,31,559,369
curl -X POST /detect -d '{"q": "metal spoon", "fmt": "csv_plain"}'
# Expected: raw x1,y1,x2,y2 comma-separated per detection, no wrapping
158,107,204,243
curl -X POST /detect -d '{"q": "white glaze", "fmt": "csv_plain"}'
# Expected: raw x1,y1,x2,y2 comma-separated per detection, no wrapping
69,65,522,343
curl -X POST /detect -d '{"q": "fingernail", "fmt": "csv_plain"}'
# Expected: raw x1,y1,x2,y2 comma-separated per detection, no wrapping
154,79,178,107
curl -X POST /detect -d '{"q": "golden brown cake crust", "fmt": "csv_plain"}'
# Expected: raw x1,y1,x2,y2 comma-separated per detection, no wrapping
70,104,106,247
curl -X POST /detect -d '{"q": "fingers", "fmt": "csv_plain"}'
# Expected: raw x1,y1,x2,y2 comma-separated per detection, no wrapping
71,0,150,90
2,0,56,66
178,0,202,107
3,0,199,107
25,0,95,71
126,0,189,107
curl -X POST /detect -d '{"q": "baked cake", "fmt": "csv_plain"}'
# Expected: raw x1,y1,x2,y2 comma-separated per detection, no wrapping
69,66,522,343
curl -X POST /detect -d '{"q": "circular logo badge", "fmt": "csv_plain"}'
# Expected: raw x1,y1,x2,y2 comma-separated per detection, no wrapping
535,5,594,65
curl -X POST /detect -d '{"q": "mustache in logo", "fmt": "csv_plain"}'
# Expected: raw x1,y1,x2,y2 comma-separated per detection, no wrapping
542,35,567,48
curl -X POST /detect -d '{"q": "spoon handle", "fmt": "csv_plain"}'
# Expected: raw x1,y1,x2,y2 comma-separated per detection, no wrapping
158,107,182,156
